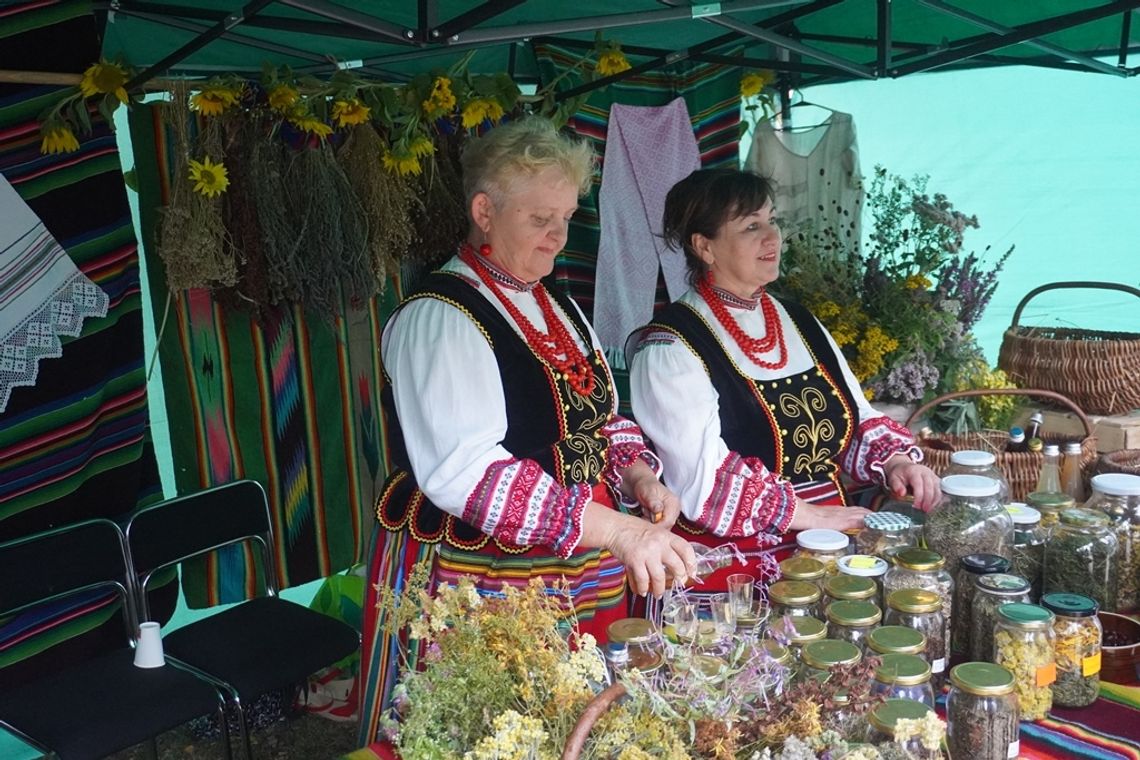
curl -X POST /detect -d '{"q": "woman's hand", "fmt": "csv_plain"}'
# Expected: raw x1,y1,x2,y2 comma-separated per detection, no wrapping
883,455,942,512
621,460,682,529
580,502,697,598
788,501,871,532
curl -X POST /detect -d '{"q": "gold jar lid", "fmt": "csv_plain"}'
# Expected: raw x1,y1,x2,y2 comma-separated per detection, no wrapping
886,588,942,614
1026,491,1076,512
867,625,927,655
770,580,822,605
801,639,862,670
606,617,658,646
893,547,945,572
826,599,882,627
949,662,1015,696
874,653,931,686
780,556,827,581
787,616,828,644
823,574,877,601
752,639,793,667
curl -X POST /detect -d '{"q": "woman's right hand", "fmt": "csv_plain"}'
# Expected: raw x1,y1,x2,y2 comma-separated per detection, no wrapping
788,501,870,533
580,502,697,598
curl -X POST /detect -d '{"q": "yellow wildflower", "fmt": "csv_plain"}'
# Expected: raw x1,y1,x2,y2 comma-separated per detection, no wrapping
815,300,841,320
740,69,774,98
830,322,858,347
187,156,229,198
267,84,299,113
864,387,875,401
40,124,80,155
288,110,333,138
382,148,423,177
332,98,371,127
851,324,898,382
190,86,240,117
421,76,457,118
460,98,505,129
79,60,129,104
595,48,632,77
905,273,933,290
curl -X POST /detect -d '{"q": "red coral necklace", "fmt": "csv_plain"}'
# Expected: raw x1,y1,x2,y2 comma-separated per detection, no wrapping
696,274,788,370
460,242,596,396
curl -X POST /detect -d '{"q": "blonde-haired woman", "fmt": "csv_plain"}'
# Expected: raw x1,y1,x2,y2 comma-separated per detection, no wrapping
358,118,696,743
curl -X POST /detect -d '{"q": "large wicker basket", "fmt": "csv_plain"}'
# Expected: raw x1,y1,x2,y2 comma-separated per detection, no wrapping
906,388,1097,502
997,281,1140,415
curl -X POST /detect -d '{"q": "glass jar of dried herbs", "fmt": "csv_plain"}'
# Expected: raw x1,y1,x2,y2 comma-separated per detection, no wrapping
1026,491,1075,529
794,528,849,574
779,556,827,594
836,554,889,607
1042,592,1102,708
925,475,1013,583
947,449,1011,505
970,572,1031,662
947,662,1020,760
800,638,862,681
769,580,822,619
1008,503,1047,601
823,689,865,740
884,588,947,688
952,553,1010,656
1084,473,1140,613
823,573,878,607
1043,507,1120,611
867,625,927,660
865,698,936,756
856,511,918,558
826,599,882,651
883,547,954,660
784,615,827,664
871,653,936,707
993,602,1056,721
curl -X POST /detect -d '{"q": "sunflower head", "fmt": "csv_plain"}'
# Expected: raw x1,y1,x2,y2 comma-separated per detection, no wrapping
267,84,299,113
188,156,230,198
595,49,632,78
40,124,80,155
190,86,241,117
421,76,457,119
80,60,130,104
381,147,423,177
288,109,334,138
332,99,372,127
740,69,775,99
460,98,505,129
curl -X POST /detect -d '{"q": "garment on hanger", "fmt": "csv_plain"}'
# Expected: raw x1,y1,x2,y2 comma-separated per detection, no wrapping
746,110,864,255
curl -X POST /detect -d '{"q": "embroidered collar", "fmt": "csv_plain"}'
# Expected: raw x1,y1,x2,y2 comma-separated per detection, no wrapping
468,254,537,293
709,284,762,311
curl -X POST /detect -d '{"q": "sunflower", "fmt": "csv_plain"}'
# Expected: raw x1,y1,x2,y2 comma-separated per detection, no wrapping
381,147,423,177
595,49,632,77
408,135,434,158
79,60,130,104
190,86,241,117
288,109,333,138
332,99,371,127
740,70,775,99
267,84,299,113
40,124,80,155
188,156,230,198
460,98,505,129
421,76,457,118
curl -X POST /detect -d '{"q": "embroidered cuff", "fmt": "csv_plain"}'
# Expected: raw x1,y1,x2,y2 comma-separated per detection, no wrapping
700,453,797,538
846,416,922,485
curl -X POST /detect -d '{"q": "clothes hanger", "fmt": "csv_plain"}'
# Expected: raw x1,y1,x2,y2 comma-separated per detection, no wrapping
769,96,839,131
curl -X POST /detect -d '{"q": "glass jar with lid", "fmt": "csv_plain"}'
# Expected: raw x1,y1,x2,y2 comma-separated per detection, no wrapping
836,554,890,606
823,574,877,607
947,449,1011,505
1041,592,1102,708
864,698,937,756
783,615,827,664
1026,490,1076,529
768,580,822,618
1043,507,1120,610
856,511,919,558
823,689,864,740
867,625,927,661
883,547,954,657
884,589,947,687
952,553,1010,656
871,653,936,707
924,474,1013,578
969,572,1031,662
993,602,1056,721
825,599,881,651
794,528,849,574
1084,473,1140,612
606,618,665,674
1008,503,1047,601
947,662,1020,760
800,638,862,681
779,556,827,593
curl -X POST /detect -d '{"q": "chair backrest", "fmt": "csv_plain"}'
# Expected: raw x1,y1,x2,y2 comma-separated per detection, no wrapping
125,480,278,605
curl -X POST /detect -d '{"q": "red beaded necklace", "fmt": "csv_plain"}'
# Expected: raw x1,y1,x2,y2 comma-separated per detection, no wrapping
459,242,596,396
696,274,788,370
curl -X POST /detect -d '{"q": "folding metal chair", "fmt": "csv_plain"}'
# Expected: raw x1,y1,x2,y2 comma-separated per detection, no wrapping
126,480,361,759
0,519,229,760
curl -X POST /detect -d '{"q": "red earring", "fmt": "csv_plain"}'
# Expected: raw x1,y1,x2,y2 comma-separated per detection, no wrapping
479,243,492,256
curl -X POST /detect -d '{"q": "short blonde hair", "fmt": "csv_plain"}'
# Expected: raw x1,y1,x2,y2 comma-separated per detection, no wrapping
460,117,595,208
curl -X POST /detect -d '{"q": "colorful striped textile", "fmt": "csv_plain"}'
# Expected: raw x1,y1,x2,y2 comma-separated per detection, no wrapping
0,0,167,683
127,103,398,606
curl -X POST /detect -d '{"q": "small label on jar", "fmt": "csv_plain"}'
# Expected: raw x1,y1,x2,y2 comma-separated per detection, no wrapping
1082,652,1101,676
1008,740,1020,758
932,657,946,673
1036,662,1057,687
849,556,879,568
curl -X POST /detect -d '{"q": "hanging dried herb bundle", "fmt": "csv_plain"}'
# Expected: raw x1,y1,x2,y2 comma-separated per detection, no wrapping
336,124,415,285
156,83,235,291
247,136,302,305
214,112,272,314
409,136,467,266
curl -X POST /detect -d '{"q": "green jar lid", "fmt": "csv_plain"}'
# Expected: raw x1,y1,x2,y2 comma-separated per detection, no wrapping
826,599,882,627
607,617,658,645
801,639,862,670
1059,507,1111,528
893,547,945,571
874,653,932,686
949,662,1015,696
959,553,1010,574
788,616,828,644
867,625,927,655
886,588,942,613
996,602,1055,630
1041,592,1099,618
770,580,822,605
780,556,827,581
757,639,793,666
867,698,933,735
976,573,1031,595
1026,492,1076,511
824,574,877,601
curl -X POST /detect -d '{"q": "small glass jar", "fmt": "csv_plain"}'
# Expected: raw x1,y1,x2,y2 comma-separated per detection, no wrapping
947,662,1020,760
993,602,1056,721
794,528,850,574
969,572,1032,662
883,547,955,658
872,653,936,707
1085,473,1140,613
836,554,890,607
1026,491,1076,529
779,556,827,593
856,511,919,558
784,615,827,664
1043,507,1120,610
769,580,822,619
826,599,881,651
1042,592,1102,708
866,624,928,661
823,574,877,607
947,449,1012,505
952,553,1011,656
864,698,936,756
924,474,1013,578
1008,503,1047,601
606,618,664,674
884,589,947,687
800,638,862,681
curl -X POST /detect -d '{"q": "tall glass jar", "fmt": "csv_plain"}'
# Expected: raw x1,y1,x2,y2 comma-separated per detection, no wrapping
952,553,1011,656
866,625,927,661
1043,507,1120,610
1008,503,1047,601
1042,592,1102,708
769,580,822,618
779,556,827,593
969,572,1032,662
836,554,890,607
947,449,1011,505
856,511,918,558
800,639,861,681
871,653,936,707
884,589,947,688
825,599,881,651
865,699,936,757
993,603,1056,721
794,529,849,574
823,574,877,607
947,662,1020,760
1085,473,1140,613
924,474,1013,580
883,547,954,657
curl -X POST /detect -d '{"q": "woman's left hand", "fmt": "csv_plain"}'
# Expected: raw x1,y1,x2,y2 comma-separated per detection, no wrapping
884,456,942,512
621,461,682,529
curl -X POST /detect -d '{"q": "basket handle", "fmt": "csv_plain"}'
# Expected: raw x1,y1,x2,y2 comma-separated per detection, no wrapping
1008,281,1140,330
905,388,1094,438
562,682,627,760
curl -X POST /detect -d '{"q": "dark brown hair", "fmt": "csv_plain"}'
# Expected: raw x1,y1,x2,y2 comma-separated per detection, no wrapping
662,168,777,284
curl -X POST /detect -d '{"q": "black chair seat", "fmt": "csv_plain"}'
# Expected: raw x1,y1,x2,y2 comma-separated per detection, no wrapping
0,648,222,760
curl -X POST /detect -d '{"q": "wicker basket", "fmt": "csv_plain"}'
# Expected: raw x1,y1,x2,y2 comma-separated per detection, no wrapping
562,682,627,760
906,388,1097,502
1097,449,1140,476
997,281,1140,416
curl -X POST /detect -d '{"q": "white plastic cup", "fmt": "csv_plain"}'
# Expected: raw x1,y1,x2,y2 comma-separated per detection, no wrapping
134,621,166,668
